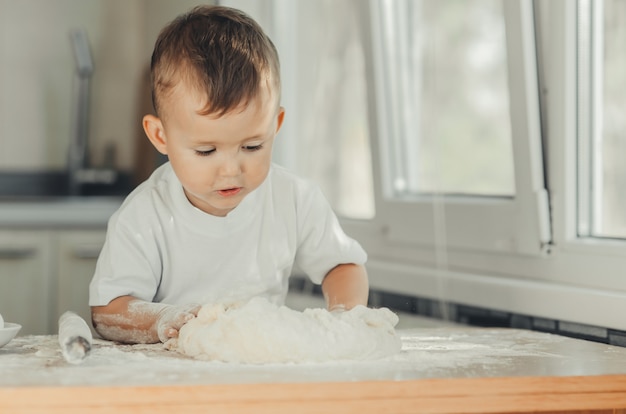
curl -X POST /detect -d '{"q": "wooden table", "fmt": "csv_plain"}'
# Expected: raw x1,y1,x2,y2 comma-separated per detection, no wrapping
2,327,626,413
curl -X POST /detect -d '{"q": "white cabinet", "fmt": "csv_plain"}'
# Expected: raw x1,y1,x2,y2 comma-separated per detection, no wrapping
0,231,52,335
0,229,105,335
0,199,118,335
56,231,106,333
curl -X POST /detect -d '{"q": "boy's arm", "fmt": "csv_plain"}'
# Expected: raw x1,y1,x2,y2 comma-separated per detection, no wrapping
321,263,369,311
91,296,199,344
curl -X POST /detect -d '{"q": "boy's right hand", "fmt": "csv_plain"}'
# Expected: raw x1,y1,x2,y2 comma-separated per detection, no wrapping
155,304,201,343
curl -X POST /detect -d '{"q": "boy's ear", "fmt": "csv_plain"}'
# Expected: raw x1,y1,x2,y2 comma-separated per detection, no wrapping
143,114,168,155
275,107,285,135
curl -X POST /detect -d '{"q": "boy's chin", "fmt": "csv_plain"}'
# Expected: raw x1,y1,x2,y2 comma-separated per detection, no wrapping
203,197,244,216
183,193,238,217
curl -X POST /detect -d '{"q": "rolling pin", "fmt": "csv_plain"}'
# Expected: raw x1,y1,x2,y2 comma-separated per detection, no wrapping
58,311,93,364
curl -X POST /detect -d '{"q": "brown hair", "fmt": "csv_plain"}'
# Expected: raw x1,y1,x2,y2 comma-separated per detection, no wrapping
150,5,280,118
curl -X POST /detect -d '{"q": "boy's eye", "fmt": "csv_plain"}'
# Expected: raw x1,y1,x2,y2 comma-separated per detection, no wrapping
244,144,263,152
195,149,215,156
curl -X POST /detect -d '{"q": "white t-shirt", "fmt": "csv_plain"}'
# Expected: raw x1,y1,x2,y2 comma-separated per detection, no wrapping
89,162,367,307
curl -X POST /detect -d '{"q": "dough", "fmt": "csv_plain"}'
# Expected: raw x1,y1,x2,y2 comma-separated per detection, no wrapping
171,297,402,363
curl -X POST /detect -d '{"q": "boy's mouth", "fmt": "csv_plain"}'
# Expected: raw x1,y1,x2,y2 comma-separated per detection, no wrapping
217,187,242,197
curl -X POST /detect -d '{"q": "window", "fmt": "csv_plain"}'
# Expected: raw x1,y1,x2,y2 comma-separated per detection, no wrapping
225,0,626,332
229,0,550,254
577,0,626,239
374,0,515,198
364,0,550,255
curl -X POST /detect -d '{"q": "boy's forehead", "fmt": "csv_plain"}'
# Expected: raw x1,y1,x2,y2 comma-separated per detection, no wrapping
162,77,279,120
161,81,280,138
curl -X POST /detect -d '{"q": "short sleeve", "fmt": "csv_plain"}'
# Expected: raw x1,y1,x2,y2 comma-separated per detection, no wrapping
294,184,367,284
88,209,162,306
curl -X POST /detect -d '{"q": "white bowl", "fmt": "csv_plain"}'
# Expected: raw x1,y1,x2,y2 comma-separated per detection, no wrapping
0,323,22,348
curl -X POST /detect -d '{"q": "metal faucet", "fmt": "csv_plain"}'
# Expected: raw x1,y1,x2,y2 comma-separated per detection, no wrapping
68,29,116,196
68,29,93,195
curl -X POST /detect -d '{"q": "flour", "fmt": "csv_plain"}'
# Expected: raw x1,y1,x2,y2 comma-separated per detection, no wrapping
4,327,625,387
171,297,402,363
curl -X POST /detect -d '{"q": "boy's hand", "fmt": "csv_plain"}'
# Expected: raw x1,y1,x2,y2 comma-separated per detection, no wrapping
322,263,369,311
329,304,347,315
155,304,201,343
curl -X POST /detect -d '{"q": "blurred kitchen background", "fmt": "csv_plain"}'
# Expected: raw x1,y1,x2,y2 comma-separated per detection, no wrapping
0,1,204,192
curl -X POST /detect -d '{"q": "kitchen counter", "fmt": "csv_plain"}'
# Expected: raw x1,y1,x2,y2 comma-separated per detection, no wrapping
0,198,122,228
2,327,626,413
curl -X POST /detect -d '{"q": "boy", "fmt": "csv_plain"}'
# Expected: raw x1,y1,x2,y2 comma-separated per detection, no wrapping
89,5,369,344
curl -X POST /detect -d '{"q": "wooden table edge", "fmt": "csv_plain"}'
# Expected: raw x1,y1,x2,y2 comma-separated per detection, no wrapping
2,374,626,413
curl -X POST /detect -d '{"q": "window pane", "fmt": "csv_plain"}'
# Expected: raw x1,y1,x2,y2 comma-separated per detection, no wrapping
374,0,515,197
578,0,626,238
290,1,374,219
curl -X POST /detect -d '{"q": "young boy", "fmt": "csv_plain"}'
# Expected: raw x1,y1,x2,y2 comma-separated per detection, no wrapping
89,5,369,344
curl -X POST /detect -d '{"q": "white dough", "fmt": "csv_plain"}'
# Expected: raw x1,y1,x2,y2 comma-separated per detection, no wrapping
0,312,4,329
171,297,402,364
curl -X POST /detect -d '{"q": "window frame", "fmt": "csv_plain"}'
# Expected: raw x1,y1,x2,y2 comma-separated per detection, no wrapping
348,0,551,256
548,0,626,260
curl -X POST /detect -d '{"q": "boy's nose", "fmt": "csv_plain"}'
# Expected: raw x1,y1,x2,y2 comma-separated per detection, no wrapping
217,155,242,177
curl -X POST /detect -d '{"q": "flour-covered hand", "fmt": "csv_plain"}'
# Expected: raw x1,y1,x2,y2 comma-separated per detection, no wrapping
155,304,201,343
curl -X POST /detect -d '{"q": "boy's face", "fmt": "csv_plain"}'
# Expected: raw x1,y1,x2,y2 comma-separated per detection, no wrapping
143,83,284,217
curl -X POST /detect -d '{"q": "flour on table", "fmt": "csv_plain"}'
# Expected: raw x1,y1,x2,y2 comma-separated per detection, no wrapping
170,297,402,363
